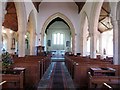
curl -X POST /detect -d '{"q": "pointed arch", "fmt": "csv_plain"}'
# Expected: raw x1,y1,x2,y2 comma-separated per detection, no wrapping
79,11,90,55
14,1,27,57
27,10,36,33
27,10,36,55
41,12,75,52
41,12,75,37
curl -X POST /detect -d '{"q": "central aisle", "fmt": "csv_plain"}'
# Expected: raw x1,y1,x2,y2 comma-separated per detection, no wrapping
37,61,75,90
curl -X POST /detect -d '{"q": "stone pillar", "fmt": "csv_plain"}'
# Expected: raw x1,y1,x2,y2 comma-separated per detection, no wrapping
74,33,80,55
41,33,44,46
30,29,36,55
90,33,97,58
113,20,120,65
36,32,41,46
7,29,13,53
98,34,102,55
0,3,2,90
79,35,83,55
18,32,25,57
72,34,75,54
15,2,27,57
0,2,2,56
83,37,87,56
0,2,3,55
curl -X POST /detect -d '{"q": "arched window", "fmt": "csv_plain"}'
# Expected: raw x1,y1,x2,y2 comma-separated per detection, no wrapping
53,33,64,45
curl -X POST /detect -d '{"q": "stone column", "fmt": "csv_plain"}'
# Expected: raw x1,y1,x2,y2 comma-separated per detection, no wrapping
30,28,36,55
90,33,97,58
99,34,103,58
0,3,2,90
7,29,13,53
41,33,44,46
36,32,41,46
79,35,83,55
113,20,120,65
83,36,87,56
15,2,27,57
72,34,75,54
0,2,2,56
74,33,80,55
18,31,25,57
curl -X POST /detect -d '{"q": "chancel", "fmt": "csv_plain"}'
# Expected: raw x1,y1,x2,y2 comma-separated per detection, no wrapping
0,0,120,90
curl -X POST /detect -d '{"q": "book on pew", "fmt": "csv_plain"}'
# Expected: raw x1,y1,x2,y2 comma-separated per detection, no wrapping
90,67,116,76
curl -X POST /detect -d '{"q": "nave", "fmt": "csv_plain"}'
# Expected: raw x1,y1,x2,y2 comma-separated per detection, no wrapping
1,53,120,90
1,1,120,90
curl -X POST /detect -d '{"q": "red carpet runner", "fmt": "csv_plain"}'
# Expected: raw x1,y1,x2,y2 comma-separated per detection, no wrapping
48,62,67,90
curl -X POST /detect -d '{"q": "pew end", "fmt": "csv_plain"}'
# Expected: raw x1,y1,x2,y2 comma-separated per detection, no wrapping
102,83,113,90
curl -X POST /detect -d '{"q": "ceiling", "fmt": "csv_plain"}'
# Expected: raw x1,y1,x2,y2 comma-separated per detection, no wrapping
2,1,111,33
2,1,85,32
98,2,113,33
2,2,18,32
32,2,86,13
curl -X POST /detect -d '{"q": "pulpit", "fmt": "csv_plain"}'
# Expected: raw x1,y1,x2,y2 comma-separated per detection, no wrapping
36,46,45,56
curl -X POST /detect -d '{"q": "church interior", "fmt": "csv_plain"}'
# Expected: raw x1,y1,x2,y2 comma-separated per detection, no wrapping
0,0,120,90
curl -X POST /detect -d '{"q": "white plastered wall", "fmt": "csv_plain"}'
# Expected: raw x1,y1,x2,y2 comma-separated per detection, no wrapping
37,2,80,54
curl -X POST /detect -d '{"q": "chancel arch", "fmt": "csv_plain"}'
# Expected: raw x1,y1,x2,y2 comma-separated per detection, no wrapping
41,12,75,53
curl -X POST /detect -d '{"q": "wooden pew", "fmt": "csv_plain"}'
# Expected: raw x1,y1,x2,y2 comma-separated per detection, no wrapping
12,55,51,89
2,69,24,90
88,71,120,88
102,83,113,90
13,59,41,89
64,55,119,89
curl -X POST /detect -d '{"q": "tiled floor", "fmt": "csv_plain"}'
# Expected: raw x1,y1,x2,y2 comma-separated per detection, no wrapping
37,60,75,90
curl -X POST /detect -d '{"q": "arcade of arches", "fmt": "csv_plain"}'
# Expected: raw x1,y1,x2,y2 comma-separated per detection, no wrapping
0,1,120,65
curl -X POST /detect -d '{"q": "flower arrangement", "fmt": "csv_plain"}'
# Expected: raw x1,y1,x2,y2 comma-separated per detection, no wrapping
1,51,13,69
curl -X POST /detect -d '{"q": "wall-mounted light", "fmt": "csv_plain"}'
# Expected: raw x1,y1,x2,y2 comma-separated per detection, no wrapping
10,30,13,34
25,35,27,39
2,30,6,33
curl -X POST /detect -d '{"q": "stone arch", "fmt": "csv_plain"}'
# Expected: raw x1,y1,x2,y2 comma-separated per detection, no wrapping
80,11,90,55
27,10,36,33
1,1,27,57
27,10,36,55
14,1,27,33
88,1,104,58
41,12,75,52
89,1,104,34
14,1,27,57
112,1,120,65
2,33,8,51
81,11,90,36
80,11,90,32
